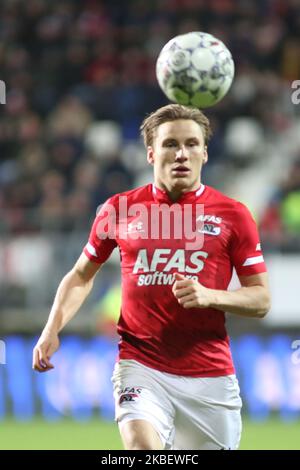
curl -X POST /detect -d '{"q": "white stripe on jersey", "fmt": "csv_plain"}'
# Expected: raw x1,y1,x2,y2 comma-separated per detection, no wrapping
195,185,205,197
86,242,97,257
242,255,264,266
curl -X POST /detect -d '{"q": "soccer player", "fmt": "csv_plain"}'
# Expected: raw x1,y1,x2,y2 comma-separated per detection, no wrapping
33,104,270,450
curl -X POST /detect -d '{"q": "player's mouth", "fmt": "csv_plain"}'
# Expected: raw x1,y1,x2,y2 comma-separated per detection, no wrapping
172,166,190,176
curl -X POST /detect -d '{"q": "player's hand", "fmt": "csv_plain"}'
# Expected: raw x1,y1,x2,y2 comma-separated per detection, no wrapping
32,330,60,373
172,273,214,309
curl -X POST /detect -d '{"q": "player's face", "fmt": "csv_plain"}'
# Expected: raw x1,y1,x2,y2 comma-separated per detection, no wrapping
147,119,208,200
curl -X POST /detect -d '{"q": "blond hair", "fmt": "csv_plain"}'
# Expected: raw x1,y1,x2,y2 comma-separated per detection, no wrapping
140,104,212,147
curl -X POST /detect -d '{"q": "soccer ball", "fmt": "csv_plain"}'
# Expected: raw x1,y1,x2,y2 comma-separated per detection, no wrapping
156,31,234,108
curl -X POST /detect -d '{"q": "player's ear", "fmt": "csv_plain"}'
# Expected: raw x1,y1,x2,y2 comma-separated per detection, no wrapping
203,146,208,165
147,146,155,165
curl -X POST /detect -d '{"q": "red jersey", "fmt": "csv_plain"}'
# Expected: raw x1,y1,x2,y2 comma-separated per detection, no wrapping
83,184,267,377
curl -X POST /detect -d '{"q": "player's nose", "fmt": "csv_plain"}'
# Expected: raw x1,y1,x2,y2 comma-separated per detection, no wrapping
175,146,188,161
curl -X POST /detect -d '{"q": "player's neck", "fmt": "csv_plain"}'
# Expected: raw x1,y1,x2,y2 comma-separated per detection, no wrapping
167,189,184,202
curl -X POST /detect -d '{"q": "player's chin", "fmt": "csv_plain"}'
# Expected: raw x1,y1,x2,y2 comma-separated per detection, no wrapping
172,176,192,189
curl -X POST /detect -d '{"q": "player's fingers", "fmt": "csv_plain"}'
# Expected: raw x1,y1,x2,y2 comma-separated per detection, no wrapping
173,287,192,298
36,358,54,372
33,347,54,372
32,348,41,370
33,348,47,371
42,355,54,369
173,274,190,286
182,299,199,309
172,278,191,292
33,358,47,372
39,345,54,370
176,293,195,305
172,279,195,295
174,273,186,281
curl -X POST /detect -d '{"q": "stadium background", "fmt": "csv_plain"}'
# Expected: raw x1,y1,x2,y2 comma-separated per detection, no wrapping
0,0,300,450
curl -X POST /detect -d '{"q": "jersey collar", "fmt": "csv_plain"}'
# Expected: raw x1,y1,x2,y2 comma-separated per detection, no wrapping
152,183,205,203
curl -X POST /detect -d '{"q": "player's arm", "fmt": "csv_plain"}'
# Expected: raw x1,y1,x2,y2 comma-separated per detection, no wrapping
225,272,270,317
33,253,102,372
172,272,271,318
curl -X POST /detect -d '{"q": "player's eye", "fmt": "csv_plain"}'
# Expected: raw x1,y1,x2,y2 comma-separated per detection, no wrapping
187,141,198,147
164,141,177,147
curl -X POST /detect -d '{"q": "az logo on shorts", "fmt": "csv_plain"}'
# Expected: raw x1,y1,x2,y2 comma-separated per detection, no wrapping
119,393,139,404
119,387,142,405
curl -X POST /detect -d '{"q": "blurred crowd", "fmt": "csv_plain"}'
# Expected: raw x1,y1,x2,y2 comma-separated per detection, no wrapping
260,158,300,251
0,0,300,249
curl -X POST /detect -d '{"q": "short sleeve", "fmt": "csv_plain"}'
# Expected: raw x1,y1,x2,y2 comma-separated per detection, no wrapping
230,202,267,277
83,198,118,264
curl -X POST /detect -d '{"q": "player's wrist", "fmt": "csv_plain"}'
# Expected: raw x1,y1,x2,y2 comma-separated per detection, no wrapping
44,318,61,336
208,289,224,309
